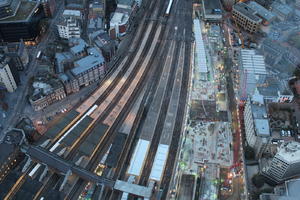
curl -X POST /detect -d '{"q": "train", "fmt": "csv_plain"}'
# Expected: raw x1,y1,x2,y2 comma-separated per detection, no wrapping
165,0,174,16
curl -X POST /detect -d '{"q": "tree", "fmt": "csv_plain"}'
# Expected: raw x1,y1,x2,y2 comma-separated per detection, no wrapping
0,90,5,100
245,145,255,160
1,102,8,111
294,66,300,78
252,174,265,188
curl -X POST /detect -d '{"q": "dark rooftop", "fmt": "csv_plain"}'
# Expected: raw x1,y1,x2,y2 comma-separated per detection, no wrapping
0,1,37,23
233,2,262,22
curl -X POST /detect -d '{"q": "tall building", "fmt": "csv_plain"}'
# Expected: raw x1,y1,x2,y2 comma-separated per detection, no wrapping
263,142,300,183
41,0,56,17
1,40,29,71
0,129,25,183
0,54,19,92
0,0,20,20
260,178,300,200
57,17,81,39
239,49,267,99
0,1,45,43
244,90,270,159
202,0,222,21
232,2,262,33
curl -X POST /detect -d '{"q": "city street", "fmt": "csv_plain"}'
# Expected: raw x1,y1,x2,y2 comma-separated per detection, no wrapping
0,0,65,140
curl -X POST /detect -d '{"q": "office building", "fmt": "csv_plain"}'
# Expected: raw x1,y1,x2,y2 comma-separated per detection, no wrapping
239,49,267,99
57,17,81,39
263,142,300,183
202,0,222,21
41,0,56,17
0,54,19,92
109,11,129,39
260,179,300,200
1,40,29,71
244,90,270,159
232,2,262,33
0,1,45,42
0,0,20,20
0,129,25,183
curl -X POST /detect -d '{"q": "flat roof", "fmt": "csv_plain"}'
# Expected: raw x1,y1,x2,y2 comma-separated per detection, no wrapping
149,144,169,181
127,139,149,176
194,19,208,73
0,1,37,23
110,12,129,26
0,143,14,165
62,116,93,146
117,0,133,6
106,132,127,167
247,1,275,21
202,0,222,15
233,2,262,22
286,179,300,197
276,142,300,163
78,123,108,156
63,9,81,17
254,119,270,137
271,2,293,15
44,110,79,139
114,180,153,198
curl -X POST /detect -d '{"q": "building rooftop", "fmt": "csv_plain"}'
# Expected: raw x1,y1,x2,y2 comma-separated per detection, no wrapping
0,0,14,6
117,0,133,6
286,179,300,197
70,38,87,55
202,0,222,15
233,2,262,22
63,9,81,17
241,49,267,75
55,52,74,73
271,2,293,16
254,119,270,137
276,142,300,163
247,1,275,21
72,47,104,76
110,12,129,26
0,1,37,23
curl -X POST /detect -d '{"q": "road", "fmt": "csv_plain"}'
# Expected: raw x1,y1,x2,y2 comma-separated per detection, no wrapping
0,0,65,140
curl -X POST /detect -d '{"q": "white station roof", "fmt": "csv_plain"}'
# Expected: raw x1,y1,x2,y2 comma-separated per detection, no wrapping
149,144,169,181
127,139,149,176
194,19,208,73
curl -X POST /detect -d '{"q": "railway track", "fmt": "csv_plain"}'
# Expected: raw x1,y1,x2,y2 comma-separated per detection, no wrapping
32,0,170,199
4,0,165,199
137,0,188,187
